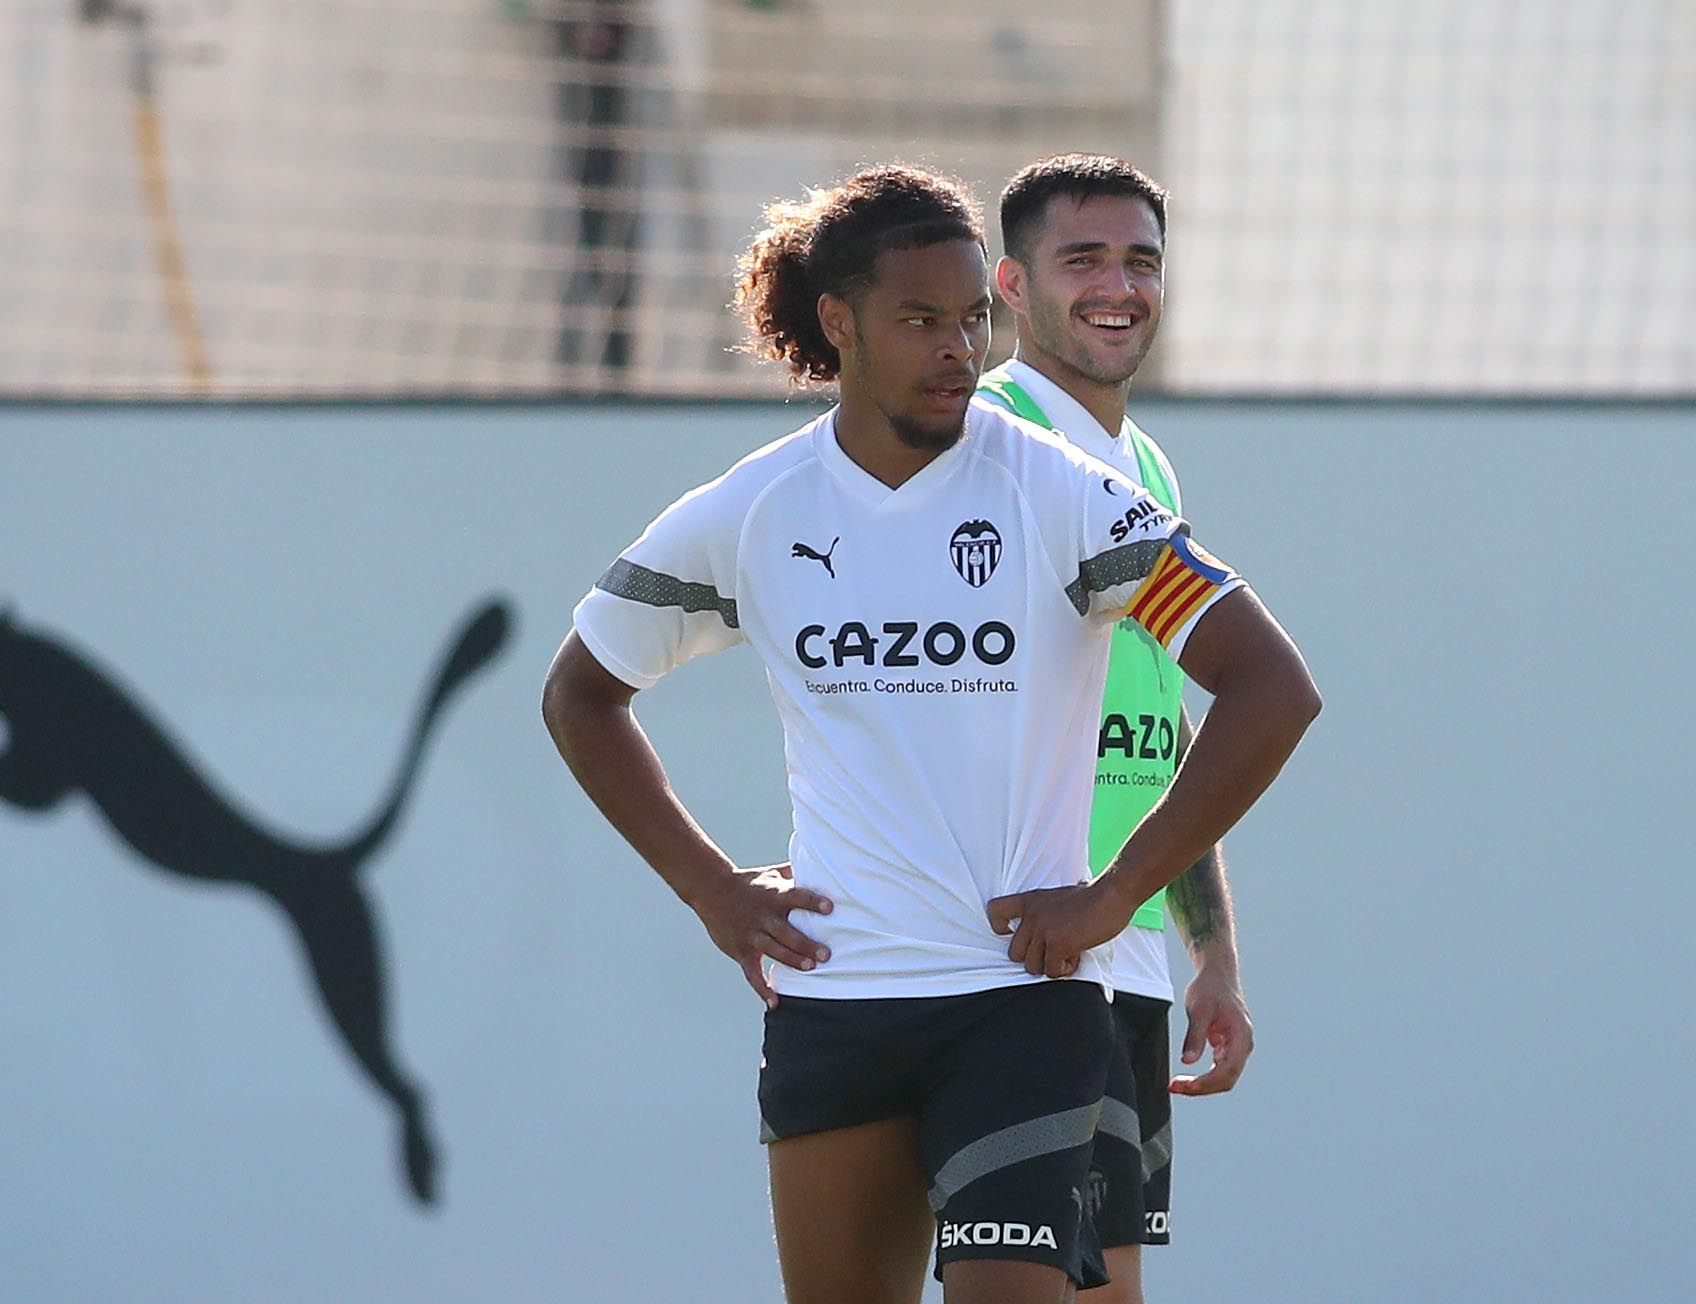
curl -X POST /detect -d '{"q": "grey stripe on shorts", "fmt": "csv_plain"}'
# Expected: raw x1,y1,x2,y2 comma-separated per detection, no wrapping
1096,1094,1141,1146
927,1100,1104,1212
1141,1119,1173,1182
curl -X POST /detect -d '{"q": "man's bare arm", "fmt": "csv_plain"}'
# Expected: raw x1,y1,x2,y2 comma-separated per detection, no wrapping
1165,843,1233,953
542,631,832,1005
1163,704,1255,1094
1165,708,1236,961
988,587,1319,978
1095,588,1317,926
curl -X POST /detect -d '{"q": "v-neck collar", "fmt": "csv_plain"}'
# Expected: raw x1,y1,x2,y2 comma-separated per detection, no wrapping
814,406,974,510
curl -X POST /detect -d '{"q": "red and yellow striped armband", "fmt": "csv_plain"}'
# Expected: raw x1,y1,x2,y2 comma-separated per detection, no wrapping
1124,532,1239,650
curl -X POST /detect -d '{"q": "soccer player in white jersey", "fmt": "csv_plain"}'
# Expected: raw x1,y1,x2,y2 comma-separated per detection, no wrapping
981,154,1248,1304
542,165,1320,1304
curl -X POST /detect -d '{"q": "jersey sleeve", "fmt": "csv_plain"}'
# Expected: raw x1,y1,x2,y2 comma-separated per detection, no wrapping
1067,461,1244,661
571,482,747,690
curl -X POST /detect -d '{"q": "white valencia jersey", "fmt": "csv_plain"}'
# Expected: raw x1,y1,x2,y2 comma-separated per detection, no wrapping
571,400,1243,1000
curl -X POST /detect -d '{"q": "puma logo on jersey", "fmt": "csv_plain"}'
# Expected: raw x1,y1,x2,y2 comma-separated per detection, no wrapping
791,537,839,578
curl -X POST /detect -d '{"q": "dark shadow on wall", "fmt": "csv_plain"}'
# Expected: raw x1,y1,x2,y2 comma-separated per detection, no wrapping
0,596,515,1206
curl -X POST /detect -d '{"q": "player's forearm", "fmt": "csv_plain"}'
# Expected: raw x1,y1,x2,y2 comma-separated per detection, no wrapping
1099,650,1317,925
542,664,737,909
1166,845,1239,973
1168,708,1238,968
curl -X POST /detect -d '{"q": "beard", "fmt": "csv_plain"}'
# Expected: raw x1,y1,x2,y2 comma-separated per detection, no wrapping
888,407,969,452
1063,334,1151,387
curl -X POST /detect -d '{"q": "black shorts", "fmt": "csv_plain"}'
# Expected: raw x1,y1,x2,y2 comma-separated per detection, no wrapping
1088,991,1174,1247
759,981,1113,1288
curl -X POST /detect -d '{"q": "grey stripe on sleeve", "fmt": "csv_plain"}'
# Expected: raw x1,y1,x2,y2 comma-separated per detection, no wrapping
926,1100,1103,1212
1063,537,1171,615
595,558,739,630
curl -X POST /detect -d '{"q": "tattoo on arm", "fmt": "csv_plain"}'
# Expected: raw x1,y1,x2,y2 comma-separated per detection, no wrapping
1167,844,1229,952
1169,703,1234,955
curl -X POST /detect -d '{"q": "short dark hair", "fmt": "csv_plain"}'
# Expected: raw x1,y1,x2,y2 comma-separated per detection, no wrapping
999,154,1168,263
734,164,986,384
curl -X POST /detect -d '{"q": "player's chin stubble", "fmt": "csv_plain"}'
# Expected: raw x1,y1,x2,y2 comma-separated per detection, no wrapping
889,411,967,452
1063,314,1152,386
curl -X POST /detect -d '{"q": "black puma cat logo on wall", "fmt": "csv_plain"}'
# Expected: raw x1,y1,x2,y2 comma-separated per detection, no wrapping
0,597,514,1206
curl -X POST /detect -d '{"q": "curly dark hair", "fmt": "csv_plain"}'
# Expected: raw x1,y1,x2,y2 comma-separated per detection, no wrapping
999,154,1168,264
734,165,985,384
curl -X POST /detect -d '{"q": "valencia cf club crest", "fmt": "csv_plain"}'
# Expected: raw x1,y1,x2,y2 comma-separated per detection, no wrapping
950,519,1002,587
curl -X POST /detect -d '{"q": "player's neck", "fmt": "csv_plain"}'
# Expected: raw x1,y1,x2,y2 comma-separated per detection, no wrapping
833,389,949,490
1013,342,1130,439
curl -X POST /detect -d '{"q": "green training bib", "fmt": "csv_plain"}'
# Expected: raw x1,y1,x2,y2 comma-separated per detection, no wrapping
977,366,1180,930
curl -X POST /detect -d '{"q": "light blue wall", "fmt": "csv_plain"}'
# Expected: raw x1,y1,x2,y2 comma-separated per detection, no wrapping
1,399,1691,1302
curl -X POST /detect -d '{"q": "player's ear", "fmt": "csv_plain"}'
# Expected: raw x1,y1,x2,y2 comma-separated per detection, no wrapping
994,255,1026,311
817,292,855,354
